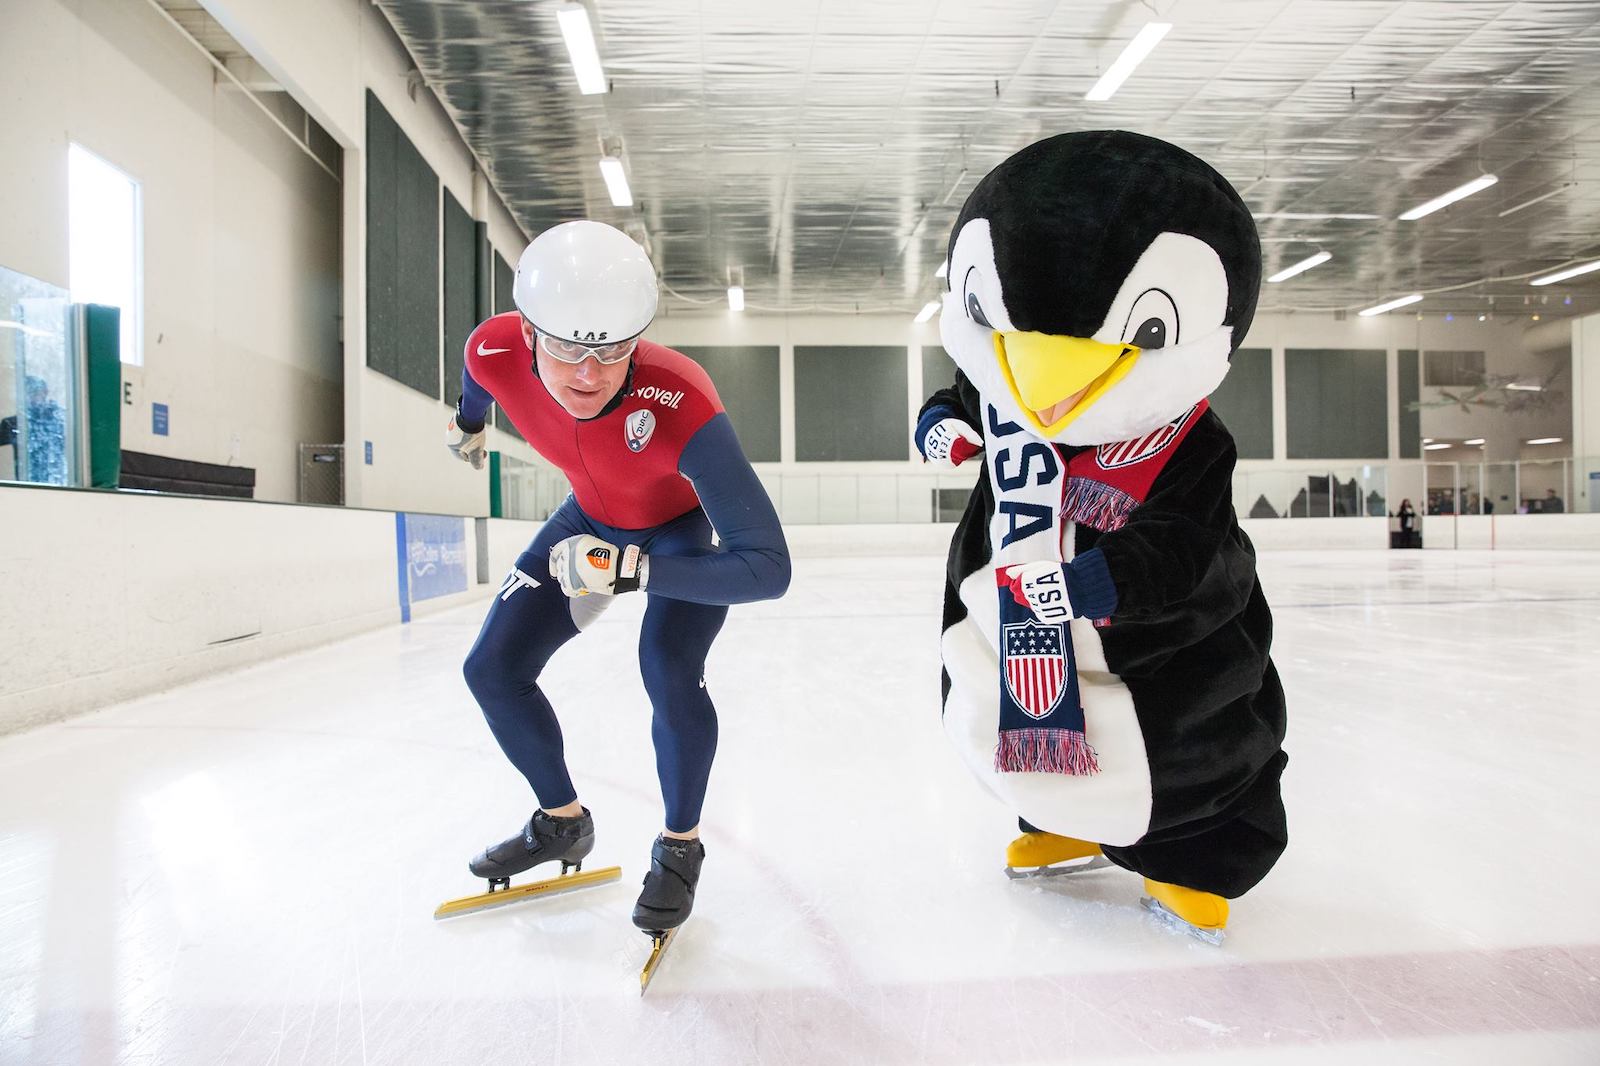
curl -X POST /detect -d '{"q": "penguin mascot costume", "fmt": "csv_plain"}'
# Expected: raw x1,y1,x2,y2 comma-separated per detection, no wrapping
915,130,1288,943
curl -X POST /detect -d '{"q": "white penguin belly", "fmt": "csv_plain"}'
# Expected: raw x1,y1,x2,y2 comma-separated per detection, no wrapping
942,567,1153,847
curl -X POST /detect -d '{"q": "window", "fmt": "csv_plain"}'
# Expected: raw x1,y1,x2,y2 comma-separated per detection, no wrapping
1423,350,1485,388
68,144,142,365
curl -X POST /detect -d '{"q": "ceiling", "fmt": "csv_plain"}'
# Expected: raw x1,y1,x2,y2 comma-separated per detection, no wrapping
371,0,1600,320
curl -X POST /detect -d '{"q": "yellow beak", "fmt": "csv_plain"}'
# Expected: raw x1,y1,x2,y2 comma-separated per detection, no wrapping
994,331,1140,434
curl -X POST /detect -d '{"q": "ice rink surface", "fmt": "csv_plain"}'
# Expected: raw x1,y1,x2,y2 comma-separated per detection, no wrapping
3,547,1599,1064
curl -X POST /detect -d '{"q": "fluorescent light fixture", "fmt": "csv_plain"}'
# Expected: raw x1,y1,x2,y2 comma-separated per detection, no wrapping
727,286,745,312
935,260,948,279
598,156,632,206
1358,293,1423,317
1265,250,1332,284
1085,22,1172,101
1464,438,1486,446
1530,258,1600,286
1398,174,1498,221
1423,442,1452,451
1422,438,1434,444
914,300,940,323
1497,183,1574,218
1252,212,1378,221
556,2,608,95
1505,383,1543,391
1525,437,1562,445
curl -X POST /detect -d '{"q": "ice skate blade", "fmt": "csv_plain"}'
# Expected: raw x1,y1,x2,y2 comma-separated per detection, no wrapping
1140,895,1226,945
1004,854,1115,880
433,865,621,920
638,926,680,996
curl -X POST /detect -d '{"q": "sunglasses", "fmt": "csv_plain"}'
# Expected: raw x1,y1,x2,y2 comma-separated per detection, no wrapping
536,333,638,365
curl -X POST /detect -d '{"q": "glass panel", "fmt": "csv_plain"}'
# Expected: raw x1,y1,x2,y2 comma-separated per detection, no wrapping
1423,462,1461,514
0,265,75,486
1577,456,1600,514
496,453,572,521
1483,462,1516,516
1519,458,1569,514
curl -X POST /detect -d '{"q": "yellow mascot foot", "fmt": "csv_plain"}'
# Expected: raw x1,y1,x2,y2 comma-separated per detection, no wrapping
1141,878,1229,944
1003,832,1113,879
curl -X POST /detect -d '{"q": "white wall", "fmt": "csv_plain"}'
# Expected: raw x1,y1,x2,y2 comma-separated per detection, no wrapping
1574,312,1600,513
0,0,343,502
1,0,540,511
292,0,537,516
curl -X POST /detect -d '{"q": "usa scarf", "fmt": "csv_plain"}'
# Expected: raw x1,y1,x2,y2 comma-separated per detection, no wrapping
984,400,1209,775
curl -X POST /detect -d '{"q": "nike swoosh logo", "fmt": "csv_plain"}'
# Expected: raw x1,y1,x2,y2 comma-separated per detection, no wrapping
476,342,510,357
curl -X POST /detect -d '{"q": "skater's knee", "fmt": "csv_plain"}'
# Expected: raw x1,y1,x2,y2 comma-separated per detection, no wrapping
463,643,533,704
640,656,707,707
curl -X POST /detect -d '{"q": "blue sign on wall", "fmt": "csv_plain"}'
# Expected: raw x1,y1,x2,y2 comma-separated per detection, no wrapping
365,440,373,465
152,403,169,436
394,513,468,622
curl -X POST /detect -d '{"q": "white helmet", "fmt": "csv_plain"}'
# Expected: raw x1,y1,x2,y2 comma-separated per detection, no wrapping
512,220,659,346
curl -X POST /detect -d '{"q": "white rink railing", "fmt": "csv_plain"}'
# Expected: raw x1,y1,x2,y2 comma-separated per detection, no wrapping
497,455,1599,525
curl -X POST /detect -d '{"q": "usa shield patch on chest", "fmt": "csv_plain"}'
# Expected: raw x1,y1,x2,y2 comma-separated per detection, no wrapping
625,409,656,452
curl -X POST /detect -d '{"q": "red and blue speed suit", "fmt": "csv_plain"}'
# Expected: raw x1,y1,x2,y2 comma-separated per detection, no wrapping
456,312,790,832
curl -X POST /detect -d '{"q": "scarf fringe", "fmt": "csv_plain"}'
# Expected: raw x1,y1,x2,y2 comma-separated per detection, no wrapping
995,727,1100,775
1061,477,1138,532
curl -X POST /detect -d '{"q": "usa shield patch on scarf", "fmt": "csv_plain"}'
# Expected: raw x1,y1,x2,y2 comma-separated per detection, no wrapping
995,582,1099,775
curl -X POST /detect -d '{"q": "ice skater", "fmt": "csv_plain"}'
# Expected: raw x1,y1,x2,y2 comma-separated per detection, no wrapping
440,220,789,980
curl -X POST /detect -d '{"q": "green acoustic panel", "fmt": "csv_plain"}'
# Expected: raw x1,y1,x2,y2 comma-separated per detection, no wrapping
365,91,440,398
493,251,514,314
1208,347,1272,459
920,345,958,397
443,191,475,408
672,346,780,462
1285,348,1387,459
794,346,909,460
84,304,121,488
364,93,397,382
489,450,503,518
1398,349,1421,459
490,252,523,440
474,221,492,321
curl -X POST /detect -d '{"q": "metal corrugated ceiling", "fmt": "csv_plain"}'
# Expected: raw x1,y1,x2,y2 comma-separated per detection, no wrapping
372,0,1600,319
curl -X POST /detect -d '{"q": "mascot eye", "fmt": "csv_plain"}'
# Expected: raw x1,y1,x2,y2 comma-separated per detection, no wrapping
960,266,995,329
1123,289,1179,350
965,292,993,329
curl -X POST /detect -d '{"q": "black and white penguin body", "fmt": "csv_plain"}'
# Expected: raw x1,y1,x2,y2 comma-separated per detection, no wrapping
921,130,1287,900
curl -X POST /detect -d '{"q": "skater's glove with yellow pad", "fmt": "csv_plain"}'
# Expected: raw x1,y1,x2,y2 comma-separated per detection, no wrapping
550,534,648,597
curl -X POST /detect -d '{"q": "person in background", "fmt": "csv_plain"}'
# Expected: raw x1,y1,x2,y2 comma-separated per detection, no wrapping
1542,489,1564,514
0,375,67,485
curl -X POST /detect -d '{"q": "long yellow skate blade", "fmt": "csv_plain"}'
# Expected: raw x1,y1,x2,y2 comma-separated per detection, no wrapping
638,927,679,996
432,865,622,920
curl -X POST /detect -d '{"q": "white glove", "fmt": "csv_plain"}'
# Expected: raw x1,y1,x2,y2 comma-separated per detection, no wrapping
549,534,648,597
999,561,1074,624
445,417,487,470
919,417,983,469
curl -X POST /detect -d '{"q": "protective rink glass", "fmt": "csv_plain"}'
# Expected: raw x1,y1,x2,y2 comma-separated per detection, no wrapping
536,332,638,365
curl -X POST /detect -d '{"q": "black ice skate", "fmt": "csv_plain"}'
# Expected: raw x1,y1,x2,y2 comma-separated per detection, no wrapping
433,808,620,920
633,835,705,994
470,808,596,881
